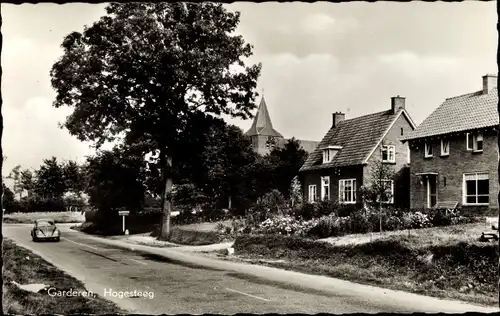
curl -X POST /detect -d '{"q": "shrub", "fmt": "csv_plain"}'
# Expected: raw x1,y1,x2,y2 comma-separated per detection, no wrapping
84,209,98,222
350,210,373,234
336,204,358,217
409,211,432,229
315,199,338,217
294,202,318,221
383,215,403,231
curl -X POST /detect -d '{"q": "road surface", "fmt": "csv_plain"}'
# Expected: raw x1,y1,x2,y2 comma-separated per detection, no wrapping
4,224,498,314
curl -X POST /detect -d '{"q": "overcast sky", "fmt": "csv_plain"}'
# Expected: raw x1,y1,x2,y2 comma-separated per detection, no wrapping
2,2,497,176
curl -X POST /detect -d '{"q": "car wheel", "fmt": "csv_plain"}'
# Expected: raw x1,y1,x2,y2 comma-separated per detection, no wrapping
32,236,37,242
55,237,60,242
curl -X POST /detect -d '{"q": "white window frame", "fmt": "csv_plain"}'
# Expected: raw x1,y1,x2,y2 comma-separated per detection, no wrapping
321,176,330,201
381,145,396,163
466,132,483,152
376,180,394,204
339,179,356,204
473,132,483,152
466,133,473,151
308,185,317,203
440,139,449,156
424,141,433,158
462,172,489,206
323,149,331,163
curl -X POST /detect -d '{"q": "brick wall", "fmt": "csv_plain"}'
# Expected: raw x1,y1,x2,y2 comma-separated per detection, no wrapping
302,165,364,205
408,129,498,212
363,112,414,208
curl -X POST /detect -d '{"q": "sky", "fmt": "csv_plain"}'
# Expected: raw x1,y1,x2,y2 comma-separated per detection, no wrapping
1,2,497,178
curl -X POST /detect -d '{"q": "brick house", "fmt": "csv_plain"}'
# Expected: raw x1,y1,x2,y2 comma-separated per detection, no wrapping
299,96,417,207
245,96,320,155
402,74,499,213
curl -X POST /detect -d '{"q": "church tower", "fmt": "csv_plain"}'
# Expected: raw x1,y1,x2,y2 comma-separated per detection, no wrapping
245,96,284,155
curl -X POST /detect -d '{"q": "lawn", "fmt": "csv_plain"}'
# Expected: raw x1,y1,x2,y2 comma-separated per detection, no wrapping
4,211,85,224
2,239,123,314
228,222,498,307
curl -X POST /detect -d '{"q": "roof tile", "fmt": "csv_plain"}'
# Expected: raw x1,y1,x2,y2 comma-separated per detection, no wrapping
300,110,401,172
404,88,498,141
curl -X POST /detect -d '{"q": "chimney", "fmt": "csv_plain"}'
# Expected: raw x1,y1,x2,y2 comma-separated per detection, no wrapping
332,112,345,128
482,74,497,95
391,95,406,114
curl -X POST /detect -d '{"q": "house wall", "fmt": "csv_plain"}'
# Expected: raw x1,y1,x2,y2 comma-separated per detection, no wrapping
363,112,414,208
408,130,498,214
302,165,364,205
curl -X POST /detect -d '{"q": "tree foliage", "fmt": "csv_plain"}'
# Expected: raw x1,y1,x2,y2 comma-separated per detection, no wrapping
266,138,308,199
62,160,86,197
7,165,23,199
19,169,35,198
84,145,147,219
34,157,67,200
50,2,261,238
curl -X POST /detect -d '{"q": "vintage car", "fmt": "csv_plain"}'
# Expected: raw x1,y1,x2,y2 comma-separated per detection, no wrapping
31,219,60,242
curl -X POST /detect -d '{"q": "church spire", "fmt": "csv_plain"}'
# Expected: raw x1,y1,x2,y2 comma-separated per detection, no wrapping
244,95,283,138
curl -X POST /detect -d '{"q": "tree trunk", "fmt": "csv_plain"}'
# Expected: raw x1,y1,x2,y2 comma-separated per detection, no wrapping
159,153,173,241
228,195,232,209
379,202,383,233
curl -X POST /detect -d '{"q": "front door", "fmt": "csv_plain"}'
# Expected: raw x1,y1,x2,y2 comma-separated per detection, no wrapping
426,175,437,208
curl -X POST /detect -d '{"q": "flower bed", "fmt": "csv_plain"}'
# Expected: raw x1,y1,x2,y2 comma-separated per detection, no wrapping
240,205,485,240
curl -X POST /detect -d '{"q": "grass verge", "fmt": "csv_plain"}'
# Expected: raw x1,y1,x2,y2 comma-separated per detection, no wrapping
4,211,85,224
232,223,498,307
2,239,123,314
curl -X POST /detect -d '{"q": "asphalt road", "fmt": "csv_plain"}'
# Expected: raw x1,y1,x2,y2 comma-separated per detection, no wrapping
4,224,498,314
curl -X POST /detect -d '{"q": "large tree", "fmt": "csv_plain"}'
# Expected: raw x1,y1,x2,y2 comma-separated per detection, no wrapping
85,145,147,220
267,138,308,199
34,157,67,199
7,165,23,199
62,160,86,197
50,3,261,239
19,169,35,198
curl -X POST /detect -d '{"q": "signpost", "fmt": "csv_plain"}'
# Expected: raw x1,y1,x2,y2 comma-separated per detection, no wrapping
118,210,130,234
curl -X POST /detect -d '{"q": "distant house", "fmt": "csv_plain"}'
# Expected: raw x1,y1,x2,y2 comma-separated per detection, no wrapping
245,96,320,155
402,74,498,214
299,96,416,207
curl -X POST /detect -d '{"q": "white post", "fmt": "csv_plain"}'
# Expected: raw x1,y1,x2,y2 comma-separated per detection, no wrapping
122,215,125,233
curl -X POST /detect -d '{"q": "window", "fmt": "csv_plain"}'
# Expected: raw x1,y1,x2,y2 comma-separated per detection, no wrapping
308,185,317,203
377,180,394,204
463,173,489,205
440,139,449,156
321,176,330,200
381,145,396,163
466,132,483,152
424,141,433,158
401,128,404,136
323,149,331,163
339,179,356,204
474,133,483,152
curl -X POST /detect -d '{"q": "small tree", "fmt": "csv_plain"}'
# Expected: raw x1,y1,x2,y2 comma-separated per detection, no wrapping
361,159,395,232
7,165,23,200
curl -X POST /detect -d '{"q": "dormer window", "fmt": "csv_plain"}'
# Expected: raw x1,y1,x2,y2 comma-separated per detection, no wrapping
466,132,483,152
381,145,396,163
322,145,342,164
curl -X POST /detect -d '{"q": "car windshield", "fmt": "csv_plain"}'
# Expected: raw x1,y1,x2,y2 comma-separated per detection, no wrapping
37,220,55,227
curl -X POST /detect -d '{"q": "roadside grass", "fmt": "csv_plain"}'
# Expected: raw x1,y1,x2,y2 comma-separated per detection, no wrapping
176,220,232,232
4,211,85,224
2,239,123,314
231,223,498,307
74,218,232,246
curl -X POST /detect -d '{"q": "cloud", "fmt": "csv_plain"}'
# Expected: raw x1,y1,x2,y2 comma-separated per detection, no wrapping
300,14,336,33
